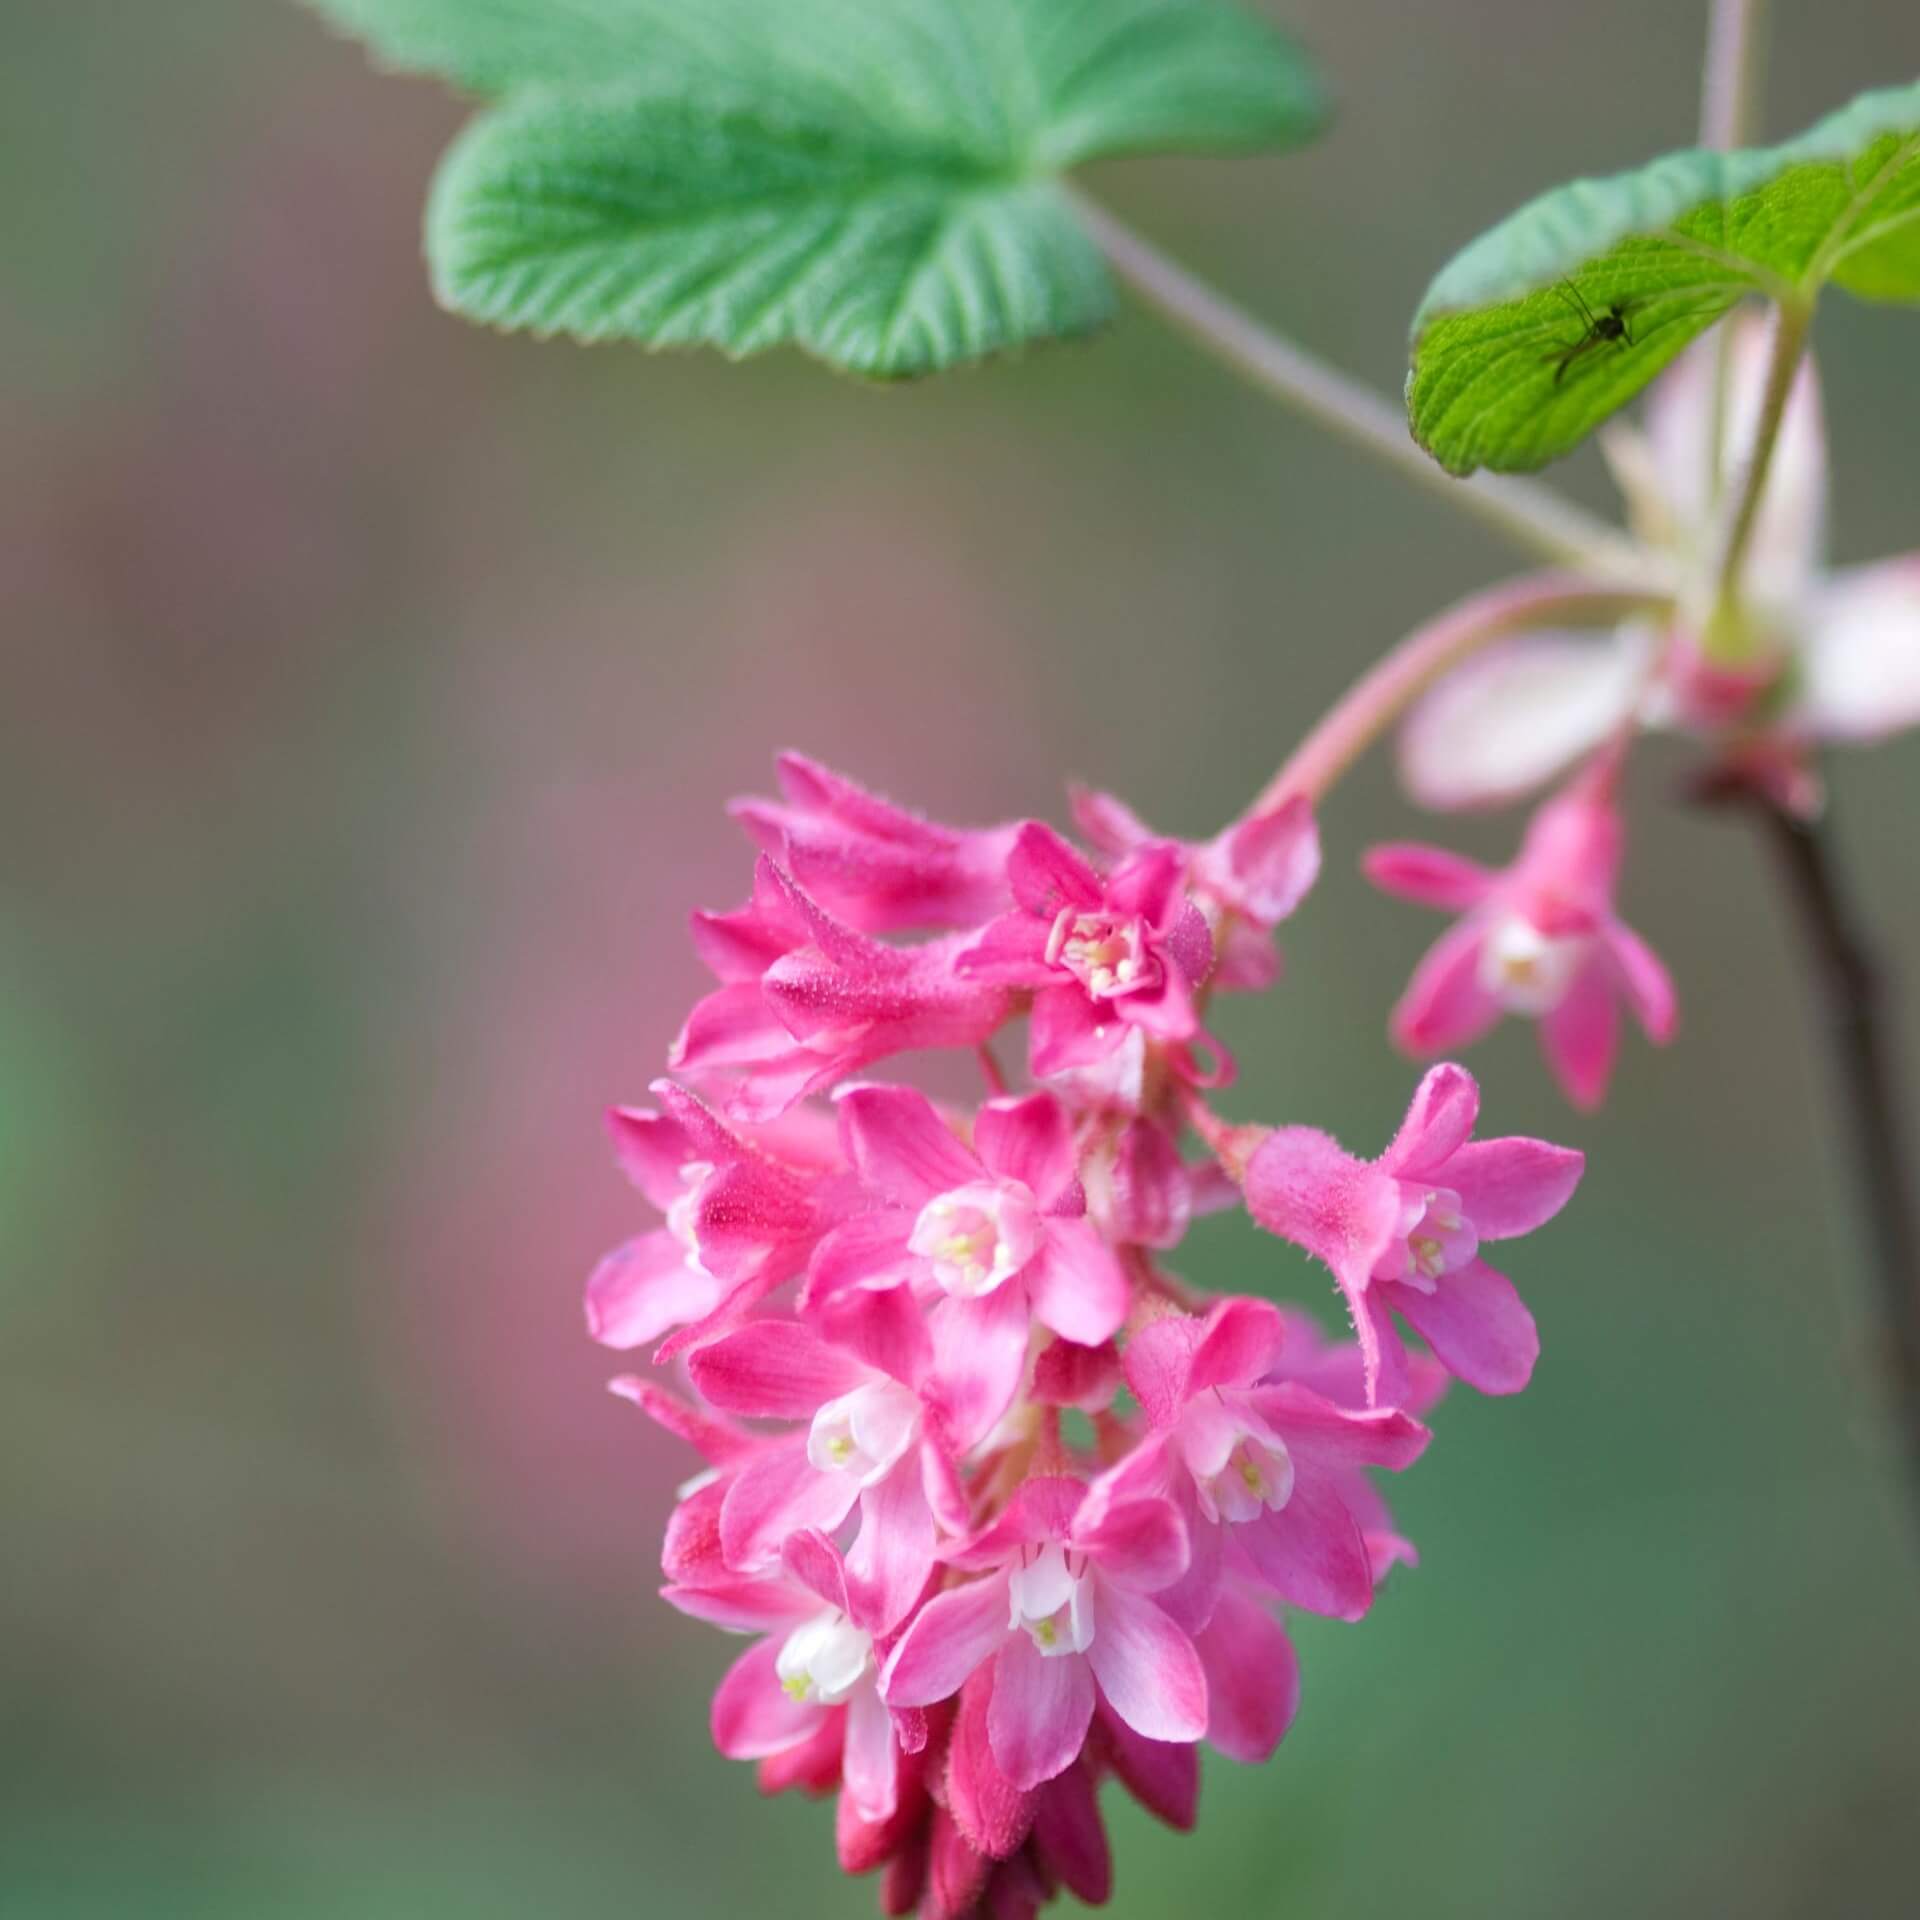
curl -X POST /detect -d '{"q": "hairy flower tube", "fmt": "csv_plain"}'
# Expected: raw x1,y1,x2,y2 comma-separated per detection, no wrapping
594,758,1584,1915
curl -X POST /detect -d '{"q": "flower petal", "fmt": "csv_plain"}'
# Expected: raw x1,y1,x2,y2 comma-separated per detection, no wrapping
1798,557,1920,743
1252,1382,1431,1472
1399,632,1642,811
1383,1062,1481,1177
720,1440,861,1573
1605,919,1679,1044
1444,1137,1586,1239
883,1573,1013,1708
1073,1496,1189,1594
1538,955,1620,1110
1024,1219,1129,1347
974,1092,1076,1209
836,1084,980,1204
927,1284,1032,1455
584,1232,720,1351
1363,842,1499,912
840,1679,899,1823
848,1453,936,1634
712,1636,824,1760
1193,1584,1300,1763
1218,795,1321,923
1234,1472,1374,1621
1096,1705,1198,1831
1084,1582,1207,1745
987,1636,1098,1790
1388,1258,1539,1396
1391,918,1503,1056
689,1321,871,1420
1007,821,1104,917
1028,982,1119,1079
1186,1296,1288,1398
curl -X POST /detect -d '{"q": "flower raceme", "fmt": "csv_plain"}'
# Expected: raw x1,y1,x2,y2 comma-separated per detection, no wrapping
594,757,1585,1916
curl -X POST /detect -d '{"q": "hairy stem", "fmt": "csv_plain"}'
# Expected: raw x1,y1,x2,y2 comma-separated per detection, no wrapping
1253,574,1670,813
1700,0,1769,498
1710,293,1812,619
1700,0,1768,151
1065,189,1637,573
1738,792,1920,1536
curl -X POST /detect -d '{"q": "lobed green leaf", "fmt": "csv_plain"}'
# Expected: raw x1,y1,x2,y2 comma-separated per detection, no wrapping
306,0,1325,375
1408,79,1920,476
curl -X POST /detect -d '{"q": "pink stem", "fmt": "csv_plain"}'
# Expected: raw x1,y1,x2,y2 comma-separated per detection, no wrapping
1252,573,1671,815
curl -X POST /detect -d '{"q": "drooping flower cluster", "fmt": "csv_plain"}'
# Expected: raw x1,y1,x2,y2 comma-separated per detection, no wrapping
594,754,1583,1916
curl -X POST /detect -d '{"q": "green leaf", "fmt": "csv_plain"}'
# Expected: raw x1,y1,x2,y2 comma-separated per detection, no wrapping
1408,80,1920,476
306,0,1325,376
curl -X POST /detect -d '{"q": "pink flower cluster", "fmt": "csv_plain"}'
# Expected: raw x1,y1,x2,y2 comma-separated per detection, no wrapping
593,755,1584,1916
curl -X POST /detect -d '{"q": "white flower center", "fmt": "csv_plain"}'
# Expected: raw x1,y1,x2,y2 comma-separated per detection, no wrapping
665,1161,715,1273
1377,1185,1478,1293
1477,915,1589,1016
1045,908,1157,1000
1183,1394,1295,1525
775,1609,873,1706
908,1180,1043,1298
806,1379,920,1485
1006,1541,1095,1658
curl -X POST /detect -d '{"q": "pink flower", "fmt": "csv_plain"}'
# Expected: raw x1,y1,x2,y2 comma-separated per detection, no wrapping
585,1082,849,1359
808,1086,1130,1451
731,753,1019,934
1070,786,1321,989
1108,1297,1430,1628
673,856,1015,1120
687,1317,964,1633
882,1477,1206,1791
1245,1064,1584,1404
956,823,1223,1082
1365,764,1678,1108
665,1528,905,1824
1398,316,1920,813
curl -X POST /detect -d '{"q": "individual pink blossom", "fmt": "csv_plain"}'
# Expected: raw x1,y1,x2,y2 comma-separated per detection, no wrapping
806,1085,1130,1451
665,1528,906,1824
674,855,1015,1120
584,1081,850,1359
1365,761,1678,1108
882,1477,1206,1791
956,824,1223,1082
1398,315,1920,813
686,1317,964,1632
730,752,1019,934
1070,785,1321,989
1244,1064,1584,1404
1104,1297,1430,1628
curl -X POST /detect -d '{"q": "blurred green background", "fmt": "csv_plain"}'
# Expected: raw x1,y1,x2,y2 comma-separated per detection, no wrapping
5,3,1919,1915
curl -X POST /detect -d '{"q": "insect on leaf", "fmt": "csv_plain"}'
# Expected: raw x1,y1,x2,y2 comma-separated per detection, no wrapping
1407,79,1920,476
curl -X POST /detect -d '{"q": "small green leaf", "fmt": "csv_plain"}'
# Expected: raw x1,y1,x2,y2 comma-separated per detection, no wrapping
306,0,1324,376
1408,80,1920,476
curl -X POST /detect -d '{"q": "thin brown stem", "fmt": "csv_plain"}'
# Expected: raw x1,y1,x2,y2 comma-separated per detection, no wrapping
1734,790,1920,1535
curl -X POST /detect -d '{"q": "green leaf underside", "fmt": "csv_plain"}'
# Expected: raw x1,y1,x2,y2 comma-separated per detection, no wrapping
1408,80,1920,475
309,0,1324,375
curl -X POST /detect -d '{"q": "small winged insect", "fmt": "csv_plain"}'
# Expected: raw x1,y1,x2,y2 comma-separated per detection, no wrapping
1547,282,1634,384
